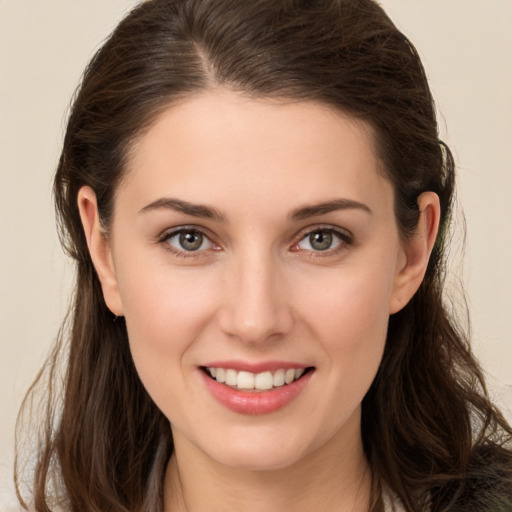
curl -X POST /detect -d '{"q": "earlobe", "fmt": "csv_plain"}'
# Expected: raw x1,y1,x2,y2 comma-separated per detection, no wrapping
389,192,441,314
77,186,124,316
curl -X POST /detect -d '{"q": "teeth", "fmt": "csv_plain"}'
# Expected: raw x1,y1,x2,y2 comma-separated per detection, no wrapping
255,371,273,390
225,369,237,386
285,369,295,384
273,368,285,387
207,367,308,391
216,368,226,383
237,371,255,389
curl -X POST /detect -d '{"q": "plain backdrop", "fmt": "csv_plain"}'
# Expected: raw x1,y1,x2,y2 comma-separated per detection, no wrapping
1,0,511,506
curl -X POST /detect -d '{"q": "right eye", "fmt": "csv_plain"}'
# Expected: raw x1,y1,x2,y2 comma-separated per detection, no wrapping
162,228,215,254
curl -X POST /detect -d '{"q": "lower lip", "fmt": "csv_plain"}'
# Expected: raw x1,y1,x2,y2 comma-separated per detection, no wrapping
201,369,313,415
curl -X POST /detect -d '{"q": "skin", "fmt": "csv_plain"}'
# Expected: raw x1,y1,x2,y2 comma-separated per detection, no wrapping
79,90,440,511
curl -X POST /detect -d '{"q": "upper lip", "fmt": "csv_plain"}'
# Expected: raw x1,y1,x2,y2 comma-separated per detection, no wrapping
202,360,312,373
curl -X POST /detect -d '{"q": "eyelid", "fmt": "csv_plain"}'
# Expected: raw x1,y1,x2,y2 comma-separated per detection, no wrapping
291,224,353,252
156,223,352,258
157,225,220,257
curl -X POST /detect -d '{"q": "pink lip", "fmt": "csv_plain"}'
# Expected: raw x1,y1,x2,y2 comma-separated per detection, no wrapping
200,367,313,415
204,360,309,373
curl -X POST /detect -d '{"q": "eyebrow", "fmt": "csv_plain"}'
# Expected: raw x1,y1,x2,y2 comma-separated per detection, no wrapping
289,198,372,220
139,197,371,223
138,198,226,222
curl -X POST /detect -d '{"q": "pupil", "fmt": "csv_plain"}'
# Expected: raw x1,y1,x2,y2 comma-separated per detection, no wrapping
180,231,203,251
310,231,332,251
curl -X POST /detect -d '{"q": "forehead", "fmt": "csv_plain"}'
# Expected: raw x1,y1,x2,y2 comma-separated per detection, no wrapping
119,90,393,218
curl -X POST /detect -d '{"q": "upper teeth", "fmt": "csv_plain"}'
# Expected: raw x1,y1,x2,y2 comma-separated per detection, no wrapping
207,367,306,391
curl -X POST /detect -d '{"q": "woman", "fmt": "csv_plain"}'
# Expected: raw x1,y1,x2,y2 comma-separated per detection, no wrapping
15,0,512,511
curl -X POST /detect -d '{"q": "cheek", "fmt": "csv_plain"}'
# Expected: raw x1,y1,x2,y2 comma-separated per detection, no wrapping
297,259,395,386
300,260,394,340
277,261,394,449
123,270,218,339
114,260,219,407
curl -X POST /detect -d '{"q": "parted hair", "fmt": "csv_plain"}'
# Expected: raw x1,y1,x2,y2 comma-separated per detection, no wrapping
16,1,512,511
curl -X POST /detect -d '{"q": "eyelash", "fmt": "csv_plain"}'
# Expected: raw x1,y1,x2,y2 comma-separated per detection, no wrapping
158,226,219,259
157,225,353,259
292,225,353,255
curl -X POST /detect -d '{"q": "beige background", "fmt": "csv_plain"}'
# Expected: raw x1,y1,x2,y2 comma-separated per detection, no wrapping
1,0,511,506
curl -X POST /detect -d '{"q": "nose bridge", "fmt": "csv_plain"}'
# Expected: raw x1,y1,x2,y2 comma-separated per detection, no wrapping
219,245,292,344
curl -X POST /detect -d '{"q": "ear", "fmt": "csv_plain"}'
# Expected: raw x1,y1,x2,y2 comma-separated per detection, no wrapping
389,191,441,314
77,186,124,316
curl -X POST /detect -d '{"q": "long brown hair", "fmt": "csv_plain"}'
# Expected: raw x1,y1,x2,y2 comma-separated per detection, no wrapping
16,1,512,511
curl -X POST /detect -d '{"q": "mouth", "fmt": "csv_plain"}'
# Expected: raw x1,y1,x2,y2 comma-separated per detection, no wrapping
201,366,315,392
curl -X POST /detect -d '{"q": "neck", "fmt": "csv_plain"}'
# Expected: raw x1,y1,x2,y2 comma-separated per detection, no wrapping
163,416,372,512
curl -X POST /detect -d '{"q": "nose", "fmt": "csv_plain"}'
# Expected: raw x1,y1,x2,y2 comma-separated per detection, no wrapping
217,252,293,346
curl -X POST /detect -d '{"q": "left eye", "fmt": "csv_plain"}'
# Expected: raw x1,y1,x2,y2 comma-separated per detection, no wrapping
296,229,346,252
165,229,214,252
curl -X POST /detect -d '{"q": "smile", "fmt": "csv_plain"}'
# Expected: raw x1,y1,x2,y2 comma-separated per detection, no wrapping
205,367,307,391
200,364,315,415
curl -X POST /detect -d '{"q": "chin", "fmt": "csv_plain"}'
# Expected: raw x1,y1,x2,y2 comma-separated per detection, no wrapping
213,447,304,472
199,424,319,471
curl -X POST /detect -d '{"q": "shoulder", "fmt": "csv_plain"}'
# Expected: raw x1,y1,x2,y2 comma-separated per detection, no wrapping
382,443,512,511
435,443,512,511
382,489,406,512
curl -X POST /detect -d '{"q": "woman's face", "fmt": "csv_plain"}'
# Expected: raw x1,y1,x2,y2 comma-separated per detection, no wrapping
85,90,426,470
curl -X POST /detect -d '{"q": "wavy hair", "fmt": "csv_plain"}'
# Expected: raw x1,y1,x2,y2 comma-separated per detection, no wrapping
16,1,512,511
